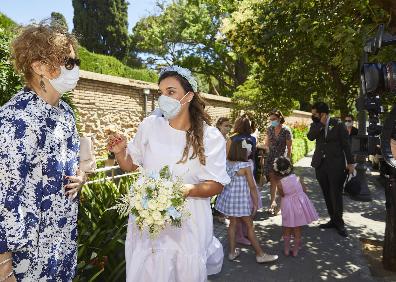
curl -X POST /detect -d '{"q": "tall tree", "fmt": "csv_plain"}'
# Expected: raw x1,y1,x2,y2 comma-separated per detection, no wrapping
131,0,247,96
50,12,68,31
72,0,130,60
222,0,389,116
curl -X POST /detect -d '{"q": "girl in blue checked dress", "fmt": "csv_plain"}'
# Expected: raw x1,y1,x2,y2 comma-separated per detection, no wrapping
215,140,278,263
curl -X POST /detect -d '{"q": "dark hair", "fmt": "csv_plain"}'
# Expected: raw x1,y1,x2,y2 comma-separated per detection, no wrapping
250,119,257,132
228,140,249,162
312,102,329,114
345,114,354,121
233,115,252,135
158,71,211,165
269,109,285,124
273,156,293,177
216,117,230,129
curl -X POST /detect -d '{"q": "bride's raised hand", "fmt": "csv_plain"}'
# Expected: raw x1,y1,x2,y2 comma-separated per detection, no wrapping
107,133,127,154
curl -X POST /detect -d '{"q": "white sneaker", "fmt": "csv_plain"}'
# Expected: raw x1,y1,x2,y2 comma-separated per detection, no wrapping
228,248,241,261
256,253,278,263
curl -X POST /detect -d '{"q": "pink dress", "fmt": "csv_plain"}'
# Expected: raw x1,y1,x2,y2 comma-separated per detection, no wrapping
280,174,318,227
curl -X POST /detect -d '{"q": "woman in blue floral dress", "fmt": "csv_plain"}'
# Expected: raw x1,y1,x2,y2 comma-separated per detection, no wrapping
0,23,85,281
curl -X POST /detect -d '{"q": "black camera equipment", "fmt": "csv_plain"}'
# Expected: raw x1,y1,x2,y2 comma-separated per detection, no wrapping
351,24,396,201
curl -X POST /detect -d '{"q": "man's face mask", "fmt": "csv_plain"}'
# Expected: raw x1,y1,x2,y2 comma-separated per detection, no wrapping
311,113,321,123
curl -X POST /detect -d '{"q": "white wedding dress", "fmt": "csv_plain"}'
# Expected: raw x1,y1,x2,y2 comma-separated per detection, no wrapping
125,114,230,282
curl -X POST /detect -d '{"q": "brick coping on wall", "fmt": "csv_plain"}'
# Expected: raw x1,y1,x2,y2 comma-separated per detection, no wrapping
80,70,232,103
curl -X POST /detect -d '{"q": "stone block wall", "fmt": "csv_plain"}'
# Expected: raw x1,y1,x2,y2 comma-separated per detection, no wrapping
72,70,311,156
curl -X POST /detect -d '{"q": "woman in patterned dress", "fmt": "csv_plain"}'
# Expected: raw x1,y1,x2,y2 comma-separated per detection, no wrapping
0,23,85,281
264,110,293,215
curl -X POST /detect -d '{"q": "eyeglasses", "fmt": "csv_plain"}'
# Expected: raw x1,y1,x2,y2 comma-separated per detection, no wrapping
345,119,353,122
64,57,81,70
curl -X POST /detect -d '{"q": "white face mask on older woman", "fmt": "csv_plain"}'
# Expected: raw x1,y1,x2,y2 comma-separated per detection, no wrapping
48,65,80,95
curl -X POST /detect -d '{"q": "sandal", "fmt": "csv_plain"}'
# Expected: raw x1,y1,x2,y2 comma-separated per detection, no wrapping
228,248,241,261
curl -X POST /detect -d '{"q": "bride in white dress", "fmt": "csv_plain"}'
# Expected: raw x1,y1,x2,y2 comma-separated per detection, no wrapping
108,66,230,282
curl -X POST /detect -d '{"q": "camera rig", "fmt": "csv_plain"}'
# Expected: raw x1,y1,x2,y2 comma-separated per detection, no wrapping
355,24,396,170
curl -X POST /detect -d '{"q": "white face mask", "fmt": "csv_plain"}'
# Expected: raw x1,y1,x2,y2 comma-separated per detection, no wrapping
48,66,80,95
345,121,353,127
158,92,190,120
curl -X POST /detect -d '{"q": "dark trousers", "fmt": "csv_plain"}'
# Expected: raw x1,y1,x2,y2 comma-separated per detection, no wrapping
315,158,345,228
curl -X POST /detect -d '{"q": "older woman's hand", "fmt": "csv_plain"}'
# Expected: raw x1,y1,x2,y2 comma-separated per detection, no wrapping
0,253,16,282
65,169,86,199
107,133,127,154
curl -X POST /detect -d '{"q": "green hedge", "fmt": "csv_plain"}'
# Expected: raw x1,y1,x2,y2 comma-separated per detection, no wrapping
290,125,315,164
78,47,158,83
292,137,315,164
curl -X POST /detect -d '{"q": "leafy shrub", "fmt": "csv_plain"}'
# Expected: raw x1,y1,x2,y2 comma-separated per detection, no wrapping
292,138,306,164
0,27,22,106
290,124,315,164
76,174,138,281
78,47,158,83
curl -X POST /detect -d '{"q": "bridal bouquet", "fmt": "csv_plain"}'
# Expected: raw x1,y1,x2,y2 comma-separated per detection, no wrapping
111,166,189,239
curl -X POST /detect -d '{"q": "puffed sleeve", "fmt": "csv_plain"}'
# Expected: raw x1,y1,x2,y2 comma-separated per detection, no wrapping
0,117,40,253
127,116,155,167
198,126,231,186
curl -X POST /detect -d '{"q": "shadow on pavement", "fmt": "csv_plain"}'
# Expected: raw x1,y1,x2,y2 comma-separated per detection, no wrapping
210,157,386,282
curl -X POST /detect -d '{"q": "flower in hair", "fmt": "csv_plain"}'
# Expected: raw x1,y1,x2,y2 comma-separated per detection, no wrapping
159,65,198,92
273,157,292,175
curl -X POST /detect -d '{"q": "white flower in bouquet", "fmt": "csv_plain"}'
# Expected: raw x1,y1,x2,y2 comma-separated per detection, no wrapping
110,166,189,239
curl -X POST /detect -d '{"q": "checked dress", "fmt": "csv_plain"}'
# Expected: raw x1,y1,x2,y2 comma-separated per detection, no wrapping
215,161,253,217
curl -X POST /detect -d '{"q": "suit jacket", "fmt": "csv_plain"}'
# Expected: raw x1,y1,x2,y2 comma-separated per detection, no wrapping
307,118,353,169
349,126,358,136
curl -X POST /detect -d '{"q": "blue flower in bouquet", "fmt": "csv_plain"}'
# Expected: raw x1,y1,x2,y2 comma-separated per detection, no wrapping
167,207,182,220
111,165,188,240
148,171,160,180
141,196,149,209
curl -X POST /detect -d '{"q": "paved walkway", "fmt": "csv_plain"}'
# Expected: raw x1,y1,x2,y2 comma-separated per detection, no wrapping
209,154,388,282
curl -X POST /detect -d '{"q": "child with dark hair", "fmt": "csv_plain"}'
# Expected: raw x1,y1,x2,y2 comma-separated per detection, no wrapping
274,157,318,257
216,140,278,263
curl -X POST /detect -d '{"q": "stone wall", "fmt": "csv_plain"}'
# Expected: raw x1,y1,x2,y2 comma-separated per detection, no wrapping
284,110,312,126
72,70,311,156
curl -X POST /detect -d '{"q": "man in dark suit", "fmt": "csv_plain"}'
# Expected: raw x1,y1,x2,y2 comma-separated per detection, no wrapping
307,102,354,237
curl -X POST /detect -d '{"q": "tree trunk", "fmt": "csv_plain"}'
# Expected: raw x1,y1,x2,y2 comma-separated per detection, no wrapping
372,0,396,34
383,173,396,271
329,66,351,117
234,57,249,88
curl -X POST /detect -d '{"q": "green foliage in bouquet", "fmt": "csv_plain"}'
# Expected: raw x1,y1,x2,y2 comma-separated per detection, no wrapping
111,166,188,239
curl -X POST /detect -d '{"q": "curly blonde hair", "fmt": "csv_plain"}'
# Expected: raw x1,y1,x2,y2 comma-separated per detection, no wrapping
11,22,78,83
158,72,211,165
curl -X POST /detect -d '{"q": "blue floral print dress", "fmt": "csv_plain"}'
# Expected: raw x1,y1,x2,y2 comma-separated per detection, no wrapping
0,88,80,281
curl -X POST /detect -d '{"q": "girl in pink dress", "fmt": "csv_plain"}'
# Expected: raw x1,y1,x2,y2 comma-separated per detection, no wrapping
273,157,319,257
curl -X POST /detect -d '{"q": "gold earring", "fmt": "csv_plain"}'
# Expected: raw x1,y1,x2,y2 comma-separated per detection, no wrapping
40,75,46,92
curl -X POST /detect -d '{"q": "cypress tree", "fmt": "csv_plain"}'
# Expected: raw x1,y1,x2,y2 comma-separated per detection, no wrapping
50,12,68,31
72,0,129,60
